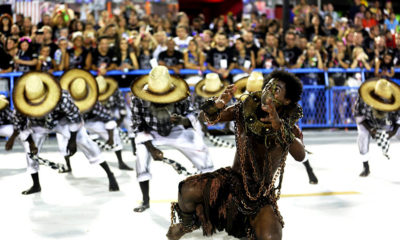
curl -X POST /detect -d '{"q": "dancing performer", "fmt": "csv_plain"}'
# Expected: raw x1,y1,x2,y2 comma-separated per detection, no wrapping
355,78,400,177
96,75,137,156
7,72,119,194
0,95,15,145
234,71,318,184
59,69,132,171
192,73,228,137
130,66,214,212
167,70,305,240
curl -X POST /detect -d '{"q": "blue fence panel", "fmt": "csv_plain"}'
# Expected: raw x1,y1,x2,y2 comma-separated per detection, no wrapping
330,86,359,128
0,68,394,129
300,85,329,127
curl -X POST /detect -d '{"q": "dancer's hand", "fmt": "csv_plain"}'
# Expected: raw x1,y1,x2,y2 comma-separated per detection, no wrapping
261,98,281,130
150,147,164,161
144,141,163,160
216,84,236,109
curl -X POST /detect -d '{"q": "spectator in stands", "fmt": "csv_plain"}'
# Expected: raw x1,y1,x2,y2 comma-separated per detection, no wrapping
153,31,168,60
305,14,325,41
136,32,157,69
198,30,213,54
37,13,51,30
91,36,118,76
329,39,351,124
384,12,399,33
0,46,12,73
323,14,338,36
283,31,302,68
117,38,139,71
173,25,192,52
242,30,259,57
351,46,371,70
257,33,284,69
233,37,254,81
183,39,206,71
158,38,184,74
42,26,58,57
21,17,33,37
64,31,92,70
374,50,395,79
36,44,55,73
362,8,378,30
206,32,236,83
14,37,38,72
0,14,12,37
5,36,18,62
54,37,69,71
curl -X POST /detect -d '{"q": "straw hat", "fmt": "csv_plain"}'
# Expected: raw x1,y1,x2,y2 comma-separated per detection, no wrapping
96,75,118,102
13,71,61,117
359,79,400,112
0,95,9,111
59,69,99,113
233,71,264,99
131,66,189,104
194,73,228,98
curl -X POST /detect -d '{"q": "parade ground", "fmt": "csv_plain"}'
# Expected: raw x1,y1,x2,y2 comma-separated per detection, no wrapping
1,129,399,240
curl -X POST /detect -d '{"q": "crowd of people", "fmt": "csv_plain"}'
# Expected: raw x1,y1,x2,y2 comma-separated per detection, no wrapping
0,0,399,86
1,1,400,239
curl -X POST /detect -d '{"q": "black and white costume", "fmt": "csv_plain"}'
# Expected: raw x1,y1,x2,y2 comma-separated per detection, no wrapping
354,96,400,161
16,91,104,174
131,96,214,182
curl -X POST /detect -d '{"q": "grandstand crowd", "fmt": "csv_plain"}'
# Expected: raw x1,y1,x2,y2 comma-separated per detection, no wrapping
0,0,399,89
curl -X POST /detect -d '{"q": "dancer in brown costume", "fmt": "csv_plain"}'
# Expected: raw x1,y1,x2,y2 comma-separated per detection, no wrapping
167,70,305,240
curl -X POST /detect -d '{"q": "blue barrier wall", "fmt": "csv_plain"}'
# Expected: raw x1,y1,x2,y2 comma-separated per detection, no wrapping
0,67,391,129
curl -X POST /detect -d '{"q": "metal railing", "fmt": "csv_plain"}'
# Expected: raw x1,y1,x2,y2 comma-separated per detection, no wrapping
0,67,396,129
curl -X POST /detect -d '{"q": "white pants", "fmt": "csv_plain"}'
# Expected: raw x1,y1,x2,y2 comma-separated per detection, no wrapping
357,123,400,162
135,126,214,182
26,125,103,174
85,121,123,151
0,124,13,138
112,107,135,138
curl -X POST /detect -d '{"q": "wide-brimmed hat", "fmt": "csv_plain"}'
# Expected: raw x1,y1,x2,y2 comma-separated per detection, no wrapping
131,66,189,104
59,69,98,113
0,95,9,111
359,78,400,112
234,71,264,99
96,75,118,102
195,73,228,98
13,71,61,117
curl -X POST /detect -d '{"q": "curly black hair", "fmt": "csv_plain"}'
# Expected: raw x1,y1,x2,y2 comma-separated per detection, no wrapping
262,69,303,103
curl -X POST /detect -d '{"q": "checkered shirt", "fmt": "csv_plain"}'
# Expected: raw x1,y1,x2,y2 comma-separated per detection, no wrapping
0,106,14,125
15,91,82,130
83,101,113,122
102,89,127,112
354,96,400,130
130,96,194,136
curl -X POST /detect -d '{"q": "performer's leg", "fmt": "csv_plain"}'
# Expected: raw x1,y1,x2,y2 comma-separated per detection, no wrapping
22,128,47,195
99,161,119,191
74,126,119,191
250,205,282,240
302,152,318,184
133,180,150,212
115,150,133,170
167,179,206,240
55,132,72,173
22,172,41,195
357,124,371,177
133,140,152,212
